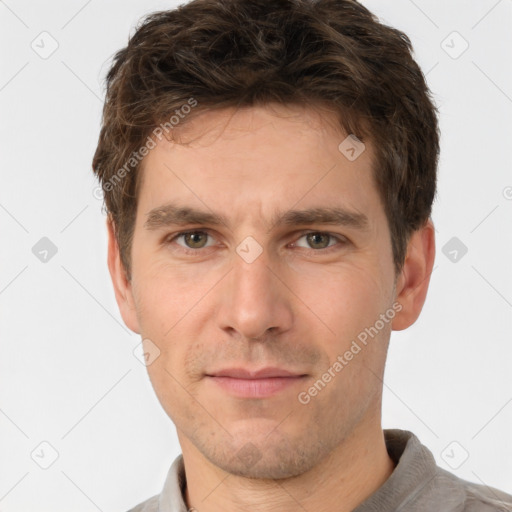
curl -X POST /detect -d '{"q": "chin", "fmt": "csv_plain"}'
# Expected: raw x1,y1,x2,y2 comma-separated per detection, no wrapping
198,432,325,480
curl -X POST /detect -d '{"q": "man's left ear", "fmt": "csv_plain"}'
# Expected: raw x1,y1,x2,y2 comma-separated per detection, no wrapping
392,218,436,331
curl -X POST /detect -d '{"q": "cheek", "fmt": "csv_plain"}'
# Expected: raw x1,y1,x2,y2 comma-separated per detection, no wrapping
130,261,217,374
130,254,208,331
289,261,390,342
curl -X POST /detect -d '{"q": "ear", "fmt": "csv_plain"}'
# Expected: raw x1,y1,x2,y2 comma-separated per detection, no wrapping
106,218,141,334
392,218,436,331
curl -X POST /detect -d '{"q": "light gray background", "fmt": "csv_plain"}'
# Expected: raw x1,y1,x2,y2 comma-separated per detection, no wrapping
1,0,511,510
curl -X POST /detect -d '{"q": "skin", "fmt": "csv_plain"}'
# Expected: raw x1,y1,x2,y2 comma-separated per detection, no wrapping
107,103,435,512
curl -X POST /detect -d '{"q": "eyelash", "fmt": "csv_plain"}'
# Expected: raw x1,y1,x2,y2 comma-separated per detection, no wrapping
164,230,348,256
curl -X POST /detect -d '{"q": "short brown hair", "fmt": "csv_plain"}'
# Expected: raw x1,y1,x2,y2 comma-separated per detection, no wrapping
92,0,440,280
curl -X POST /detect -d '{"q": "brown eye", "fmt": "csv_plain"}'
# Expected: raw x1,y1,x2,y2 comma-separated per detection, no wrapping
292,231,346,252
180,231,210,249
305,232,332,249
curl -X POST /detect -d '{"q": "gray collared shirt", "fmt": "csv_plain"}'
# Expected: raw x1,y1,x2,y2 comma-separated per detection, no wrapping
128,429,512,511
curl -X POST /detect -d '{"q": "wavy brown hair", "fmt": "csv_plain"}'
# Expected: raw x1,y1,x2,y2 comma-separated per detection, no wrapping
92,0,440,280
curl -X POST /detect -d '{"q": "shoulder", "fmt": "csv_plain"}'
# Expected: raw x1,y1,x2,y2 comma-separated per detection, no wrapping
381,430,512,512
126,494,159,512
434,467,512,511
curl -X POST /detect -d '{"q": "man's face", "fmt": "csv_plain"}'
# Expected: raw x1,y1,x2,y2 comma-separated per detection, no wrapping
119,104,400,479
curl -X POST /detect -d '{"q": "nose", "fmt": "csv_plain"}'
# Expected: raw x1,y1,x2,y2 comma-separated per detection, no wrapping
217,248,294,341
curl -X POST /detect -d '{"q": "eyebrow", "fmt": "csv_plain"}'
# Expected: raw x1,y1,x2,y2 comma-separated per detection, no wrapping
144,204,369,232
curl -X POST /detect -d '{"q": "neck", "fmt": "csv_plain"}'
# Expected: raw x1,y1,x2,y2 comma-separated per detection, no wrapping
180,419,395,512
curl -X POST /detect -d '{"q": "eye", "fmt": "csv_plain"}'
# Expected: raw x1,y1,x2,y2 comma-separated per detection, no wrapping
164,230,347,255
293,232,346,250
172,230,215,249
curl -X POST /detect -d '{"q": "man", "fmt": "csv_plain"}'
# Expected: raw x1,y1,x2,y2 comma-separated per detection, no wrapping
92,0,512,510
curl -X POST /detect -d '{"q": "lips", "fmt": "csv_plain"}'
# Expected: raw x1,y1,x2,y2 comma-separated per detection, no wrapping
206,367,307,398
207,367,304,379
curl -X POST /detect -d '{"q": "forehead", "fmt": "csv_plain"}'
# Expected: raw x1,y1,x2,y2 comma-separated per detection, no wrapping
136,104,381,228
